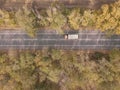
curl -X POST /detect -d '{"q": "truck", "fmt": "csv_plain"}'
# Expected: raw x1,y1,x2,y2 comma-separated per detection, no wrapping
64,34,79,39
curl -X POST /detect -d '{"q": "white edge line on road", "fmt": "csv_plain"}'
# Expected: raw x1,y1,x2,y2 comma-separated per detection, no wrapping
0,39,120,41
0,33,106,35
0,45,119,46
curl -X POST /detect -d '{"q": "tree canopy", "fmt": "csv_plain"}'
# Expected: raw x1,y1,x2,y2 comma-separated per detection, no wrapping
0,49,120,90
0,0,120,36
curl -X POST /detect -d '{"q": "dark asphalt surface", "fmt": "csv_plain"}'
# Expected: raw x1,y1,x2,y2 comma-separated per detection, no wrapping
0,30,120,50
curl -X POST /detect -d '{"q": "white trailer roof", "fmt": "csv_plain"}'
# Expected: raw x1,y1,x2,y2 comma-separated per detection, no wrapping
68,34,78,39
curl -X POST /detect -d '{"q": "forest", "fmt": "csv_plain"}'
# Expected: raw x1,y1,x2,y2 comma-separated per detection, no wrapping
0,0,120,36
0,0,120,90
0,49,119,90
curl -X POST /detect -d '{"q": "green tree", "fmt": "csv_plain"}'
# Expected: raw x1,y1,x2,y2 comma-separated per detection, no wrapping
15,6,38,37
97,49,120,90
40,4,67,33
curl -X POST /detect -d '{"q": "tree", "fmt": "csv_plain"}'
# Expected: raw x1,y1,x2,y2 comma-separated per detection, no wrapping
95,1,120,34
81,10,96,27
96,49,120,90
0,9,16,27
68,8,81,30
0,49,120,90
15,6,38,37
40,4,66,33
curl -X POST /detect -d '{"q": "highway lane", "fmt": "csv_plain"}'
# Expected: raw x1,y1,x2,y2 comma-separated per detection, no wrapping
0,30,120,50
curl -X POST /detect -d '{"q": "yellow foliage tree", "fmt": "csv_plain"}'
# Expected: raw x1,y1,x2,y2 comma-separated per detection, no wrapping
68,8,81,30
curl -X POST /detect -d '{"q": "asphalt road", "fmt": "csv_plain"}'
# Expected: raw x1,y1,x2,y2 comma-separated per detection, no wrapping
0,30,120,50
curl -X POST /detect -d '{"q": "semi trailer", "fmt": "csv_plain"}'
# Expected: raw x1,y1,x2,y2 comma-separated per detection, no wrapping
64,34,79,39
